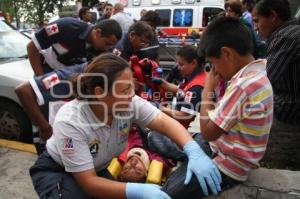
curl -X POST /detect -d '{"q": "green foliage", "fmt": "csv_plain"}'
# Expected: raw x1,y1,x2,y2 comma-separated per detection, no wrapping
0,0,71,27
22,0,70,27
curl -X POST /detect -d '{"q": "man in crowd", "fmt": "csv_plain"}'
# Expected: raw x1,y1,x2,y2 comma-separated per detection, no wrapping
78,7,93,24
97,3,113,21
111,2,134,33
252,0,300,168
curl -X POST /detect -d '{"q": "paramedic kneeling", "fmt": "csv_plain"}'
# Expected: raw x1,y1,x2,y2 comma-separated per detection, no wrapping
29,53,221,199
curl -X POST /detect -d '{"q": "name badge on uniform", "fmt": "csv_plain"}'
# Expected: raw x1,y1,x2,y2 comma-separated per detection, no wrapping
45,24,59,36
42,73,60,90
184,91,193,103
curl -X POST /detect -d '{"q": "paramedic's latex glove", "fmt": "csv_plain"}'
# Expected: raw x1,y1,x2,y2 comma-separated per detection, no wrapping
183,140,222,196
126,183,171,199
151,76,163,85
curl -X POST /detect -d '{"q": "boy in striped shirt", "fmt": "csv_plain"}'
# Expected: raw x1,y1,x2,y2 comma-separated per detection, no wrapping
199,16,273,184
151,17,273,199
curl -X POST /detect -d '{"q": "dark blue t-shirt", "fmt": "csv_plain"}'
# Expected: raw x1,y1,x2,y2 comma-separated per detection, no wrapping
33,17,93,66
30,63,87,117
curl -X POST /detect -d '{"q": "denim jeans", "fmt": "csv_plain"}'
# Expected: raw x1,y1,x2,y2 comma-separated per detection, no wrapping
147,132,241,199
30,151,114,199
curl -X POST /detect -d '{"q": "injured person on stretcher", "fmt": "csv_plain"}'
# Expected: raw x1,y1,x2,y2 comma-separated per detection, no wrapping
107,127,176,184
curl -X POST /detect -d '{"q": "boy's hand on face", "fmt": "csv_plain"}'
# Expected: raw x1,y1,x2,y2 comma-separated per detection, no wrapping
205,67,221,90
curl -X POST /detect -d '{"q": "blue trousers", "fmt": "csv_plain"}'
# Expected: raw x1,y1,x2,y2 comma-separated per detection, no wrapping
148,132,241,199
30,151,113,199
30,133,240,199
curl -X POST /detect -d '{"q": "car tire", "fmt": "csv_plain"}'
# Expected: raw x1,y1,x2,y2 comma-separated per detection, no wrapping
0,99,32,143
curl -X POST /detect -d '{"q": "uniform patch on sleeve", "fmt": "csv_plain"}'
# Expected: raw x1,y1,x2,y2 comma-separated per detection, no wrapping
62,137,74,154
45,24,59,36
42,73,60,90
184,91,193,103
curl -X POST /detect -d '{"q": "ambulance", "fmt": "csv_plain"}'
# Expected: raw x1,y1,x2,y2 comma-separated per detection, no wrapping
124,0,224,68
107,0,225,34
105,0,225,68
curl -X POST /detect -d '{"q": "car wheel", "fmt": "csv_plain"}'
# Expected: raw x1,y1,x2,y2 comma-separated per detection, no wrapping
0,100,32,143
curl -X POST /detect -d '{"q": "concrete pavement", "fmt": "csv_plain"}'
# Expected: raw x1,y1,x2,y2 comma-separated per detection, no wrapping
0,147,38,199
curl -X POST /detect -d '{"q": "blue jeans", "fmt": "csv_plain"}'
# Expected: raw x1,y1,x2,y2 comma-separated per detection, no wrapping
30,151,114,199
148,132,241,199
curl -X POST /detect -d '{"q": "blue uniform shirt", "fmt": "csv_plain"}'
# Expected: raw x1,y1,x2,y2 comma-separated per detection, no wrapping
114,32,159,61
32,17,94,66
29,63,87,116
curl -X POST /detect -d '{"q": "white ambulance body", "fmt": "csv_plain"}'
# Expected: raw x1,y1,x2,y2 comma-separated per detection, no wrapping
105,0,225,68
107,0,224,33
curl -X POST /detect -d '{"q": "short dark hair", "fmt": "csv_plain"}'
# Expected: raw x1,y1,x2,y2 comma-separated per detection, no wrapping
254,0,291,21
198,17,253,58
227,1,243,17
72,53,130,99
95,19,122,40
104,3,113,8
128,21,154,41
79,7,90,20
177,45,203,70
140,10,161,28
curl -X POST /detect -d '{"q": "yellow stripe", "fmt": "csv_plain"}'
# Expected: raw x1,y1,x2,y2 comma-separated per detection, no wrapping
251,89,272,102
0,139,37,154
236,123,270,136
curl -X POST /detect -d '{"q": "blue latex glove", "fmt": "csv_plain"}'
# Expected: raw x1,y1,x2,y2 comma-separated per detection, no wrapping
126,183,171,199
151,76,163,84
183,140,222,196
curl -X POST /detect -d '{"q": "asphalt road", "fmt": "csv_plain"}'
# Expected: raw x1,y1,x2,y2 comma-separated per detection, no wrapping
0,147,38,199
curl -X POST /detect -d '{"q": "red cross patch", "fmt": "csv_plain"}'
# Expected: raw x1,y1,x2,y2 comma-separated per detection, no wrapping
184,91,193,103
45,24,59,36
113,48,122,56
42,73,60,90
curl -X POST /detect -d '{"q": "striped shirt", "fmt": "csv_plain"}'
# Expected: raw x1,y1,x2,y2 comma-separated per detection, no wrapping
208,59,273,181
266,19,300,125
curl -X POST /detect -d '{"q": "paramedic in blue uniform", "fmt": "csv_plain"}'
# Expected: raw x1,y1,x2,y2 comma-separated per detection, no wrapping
16,63,87,154
113,21,154,61
29,53,222,199
27,17,122,76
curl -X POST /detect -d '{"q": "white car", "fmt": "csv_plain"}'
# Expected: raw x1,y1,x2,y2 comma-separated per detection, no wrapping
0,20,33,143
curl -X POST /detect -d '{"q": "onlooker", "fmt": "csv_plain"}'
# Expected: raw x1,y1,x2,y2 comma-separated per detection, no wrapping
111,2,134,33
252,0,300,168
139,10,162,61
78,7,93,24
241,0,254,26
97,2,106,17
97,3,113,21
198,15,273,195
140,9,147,19
27,18,122,75
225,1,262,58
113,21,153,61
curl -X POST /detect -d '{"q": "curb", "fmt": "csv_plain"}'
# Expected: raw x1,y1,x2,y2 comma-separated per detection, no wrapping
0,139,37,154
